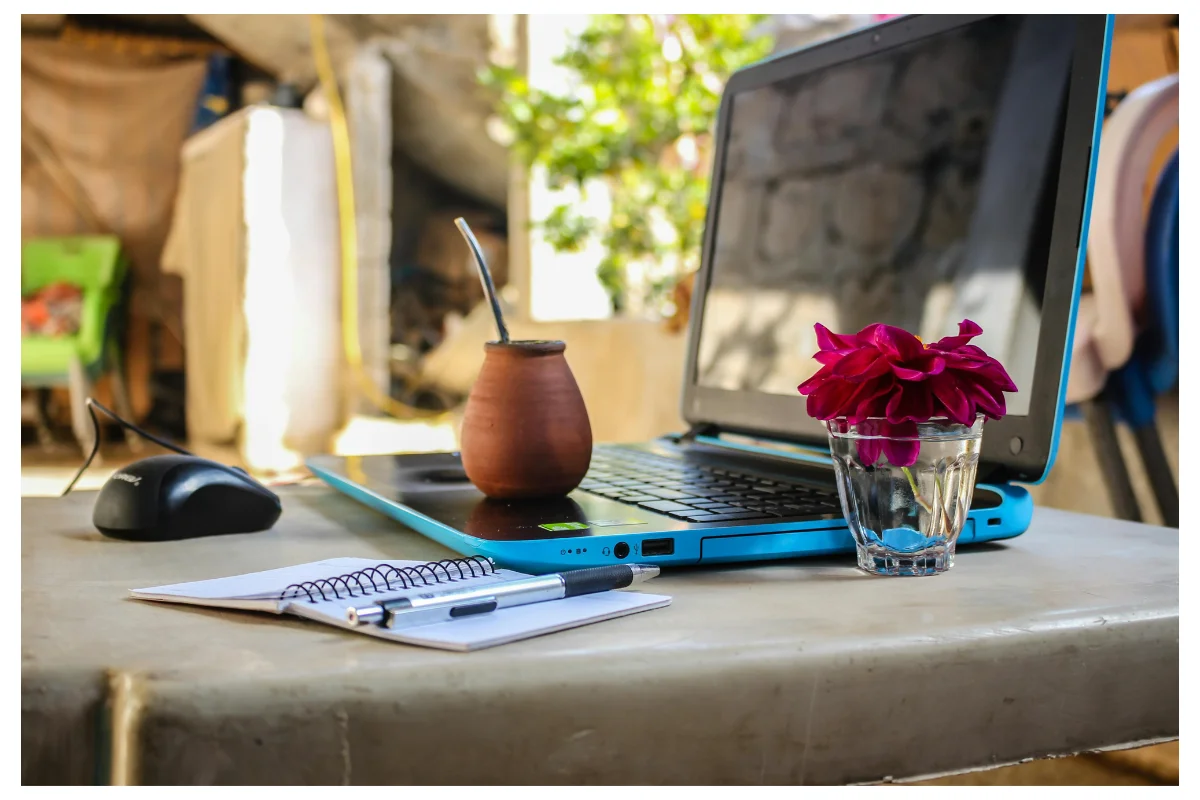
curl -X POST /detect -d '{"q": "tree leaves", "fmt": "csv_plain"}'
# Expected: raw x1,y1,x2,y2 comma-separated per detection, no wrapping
481,14,771,313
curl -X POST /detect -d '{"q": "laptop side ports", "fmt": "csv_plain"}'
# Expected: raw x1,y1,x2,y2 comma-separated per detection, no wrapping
641,538,675,557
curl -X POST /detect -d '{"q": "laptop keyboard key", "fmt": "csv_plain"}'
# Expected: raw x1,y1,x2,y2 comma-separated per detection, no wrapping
638,500,693,513
583,446,842,517
692,511,766,522
645,488,692,500
740,505,781,516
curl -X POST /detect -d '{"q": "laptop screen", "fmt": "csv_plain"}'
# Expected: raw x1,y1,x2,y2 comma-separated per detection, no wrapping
694,15,1080,418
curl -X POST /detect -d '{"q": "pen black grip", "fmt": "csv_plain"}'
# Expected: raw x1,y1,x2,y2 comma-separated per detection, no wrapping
561,565,633,597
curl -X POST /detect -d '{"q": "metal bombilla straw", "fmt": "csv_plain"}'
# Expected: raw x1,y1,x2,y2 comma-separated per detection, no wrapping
454,217,511,344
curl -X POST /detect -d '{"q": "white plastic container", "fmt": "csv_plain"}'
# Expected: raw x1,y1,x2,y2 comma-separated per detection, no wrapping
241,107,343,472
165,106,344,473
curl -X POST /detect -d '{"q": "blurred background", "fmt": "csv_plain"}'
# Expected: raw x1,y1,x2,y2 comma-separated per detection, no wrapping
19,13,1178,784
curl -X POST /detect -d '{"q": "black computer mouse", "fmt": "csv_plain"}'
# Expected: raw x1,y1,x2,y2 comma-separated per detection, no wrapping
92,454,282,541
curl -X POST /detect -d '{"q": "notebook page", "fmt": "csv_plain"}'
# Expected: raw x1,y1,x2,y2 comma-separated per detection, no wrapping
132,558,673,650
288,588,672,651
391,591,671,651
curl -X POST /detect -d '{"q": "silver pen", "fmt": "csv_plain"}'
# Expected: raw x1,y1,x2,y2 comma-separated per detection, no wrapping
347,564,660,629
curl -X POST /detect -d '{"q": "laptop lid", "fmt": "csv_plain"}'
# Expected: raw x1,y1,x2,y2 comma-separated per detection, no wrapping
682,14,1112,485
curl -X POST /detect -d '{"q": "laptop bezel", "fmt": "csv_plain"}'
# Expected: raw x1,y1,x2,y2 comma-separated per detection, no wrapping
680,13,1111,485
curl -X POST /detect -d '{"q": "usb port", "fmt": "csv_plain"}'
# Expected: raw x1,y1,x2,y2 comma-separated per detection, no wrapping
641,538,675,557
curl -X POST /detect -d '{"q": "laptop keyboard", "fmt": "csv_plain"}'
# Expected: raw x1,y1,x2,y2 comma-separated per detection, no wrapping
578,445,842,523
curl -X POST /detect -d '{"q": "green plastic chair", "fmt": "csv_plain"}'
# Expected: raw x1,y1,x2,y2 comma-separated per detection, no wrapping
21,235,136,454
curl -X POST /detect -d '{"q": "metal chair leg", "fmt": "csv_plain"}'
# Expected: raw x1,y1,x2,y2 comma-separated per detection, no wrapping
1132,421,1178,528
107,341,142,451
67,355,96,460
32,387,58,450
1082,397,1142,522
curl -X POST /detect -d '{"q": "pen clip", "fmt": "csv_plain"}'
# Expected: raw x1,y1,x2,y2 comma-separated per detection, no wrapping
448,598,499,618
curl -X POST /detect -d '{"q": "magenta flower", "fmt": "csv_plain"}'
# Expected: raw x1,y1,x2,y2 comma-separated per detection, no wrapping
798,320,1017,466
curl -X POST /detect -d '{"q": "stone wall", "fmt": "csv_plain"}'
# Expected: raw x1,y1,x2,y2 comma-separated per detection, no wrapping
699,18,1020,392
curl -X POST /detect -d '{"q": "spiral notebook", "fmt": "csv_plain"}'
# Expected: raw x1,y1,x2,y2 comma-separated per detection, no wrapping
131,556,671,651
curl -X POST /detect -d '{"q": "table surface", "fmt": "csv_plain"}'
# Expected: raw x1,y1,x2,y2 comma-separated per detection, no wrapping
22,486,1179,785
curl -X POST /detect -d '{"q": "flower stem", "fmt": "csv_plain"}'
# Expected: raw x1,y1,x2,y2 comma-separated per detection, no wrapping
901,466,935,514
932,473,948,533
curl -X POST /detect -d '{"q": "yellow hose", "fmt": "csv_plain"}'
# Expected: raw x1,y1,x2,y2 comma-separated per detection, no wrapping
308,14,450,422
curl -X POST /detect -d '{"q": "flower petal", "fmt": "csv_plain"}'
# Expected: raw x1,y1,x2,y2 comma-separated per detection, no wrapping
872,324,924,362
814,322,859,352
976,361,1018,393
807,378,860,420
797,365,835,396
930,319,984,351
885,420,919,438
892,366,926,380
892,354,945,381
885,382,933,423
840,377,883,422
880,421,920,468
949,346,1017,390
930,373,973,425
854,322,884,346
882,437,921,467
960,378,1006,419
856,437,882,467
932,334,1018,394
850,376,895,423
832,347,891,382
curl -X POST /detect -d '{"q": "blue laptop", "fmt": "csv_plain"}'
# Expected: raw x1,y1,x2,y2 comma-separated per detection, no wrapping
309,14,1113,573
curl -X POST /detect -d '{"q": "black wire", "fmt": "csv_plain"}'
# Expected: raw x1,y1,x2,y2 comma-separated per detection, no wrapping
60,398,194,497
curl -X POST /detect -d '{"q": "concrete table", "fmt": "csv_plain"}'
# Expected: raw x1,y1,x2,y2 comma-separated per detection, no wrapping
22,486,1178,785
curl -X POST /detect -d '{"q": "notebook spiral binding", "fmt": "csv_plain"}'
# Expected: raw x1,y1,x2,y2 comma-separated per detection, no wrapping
280,556,497,603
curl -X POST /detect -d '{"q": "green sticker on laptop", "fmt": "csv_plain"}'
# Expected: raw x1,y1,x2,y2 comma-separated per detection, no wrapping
537,519,647,531
538,521,589,532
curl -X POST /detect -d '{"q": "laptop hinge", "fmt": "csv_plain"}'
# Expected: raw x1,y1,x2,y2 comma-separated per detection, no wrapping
674,422,720,445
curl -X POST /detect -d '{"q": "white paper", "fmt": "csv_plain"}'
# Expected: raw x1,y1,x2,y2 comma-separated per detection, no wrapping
131,558,671,650
289,587,671,651
133,558,388,603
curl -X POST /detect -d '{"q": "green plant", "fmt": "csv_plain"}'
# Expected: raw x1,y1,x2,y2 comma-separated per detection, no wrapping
482,14,771,314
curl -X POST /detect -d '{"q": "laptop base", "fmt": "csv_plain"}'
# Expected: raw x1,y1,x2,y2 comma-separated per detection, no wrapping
307,438,1032,573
